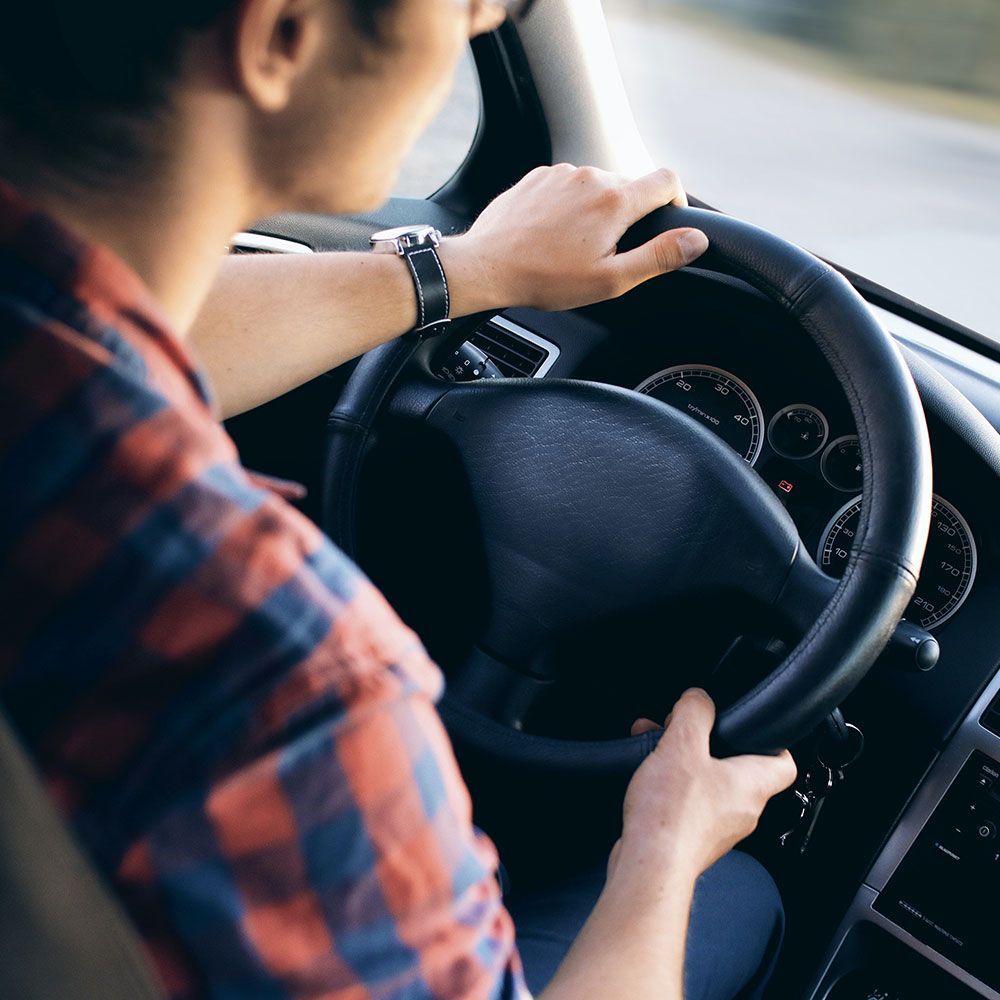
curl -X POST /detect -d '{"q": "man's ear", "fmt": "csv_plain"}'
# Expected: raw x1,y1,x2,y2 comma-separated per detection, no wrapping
233,0,323,112
468,4,507,38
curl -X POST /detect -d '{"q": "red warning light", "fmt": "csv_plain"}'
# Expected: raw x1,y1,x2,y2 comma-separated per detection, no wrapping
778,480,794,494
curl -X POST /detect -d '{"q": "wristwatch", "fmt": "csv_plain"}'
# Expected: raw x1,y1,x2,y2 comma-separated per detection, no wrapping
370,224,451,334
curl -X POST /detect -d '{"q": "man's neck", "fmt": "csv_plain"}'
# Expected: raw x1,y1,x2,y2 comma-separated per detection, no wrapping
8,119,255,337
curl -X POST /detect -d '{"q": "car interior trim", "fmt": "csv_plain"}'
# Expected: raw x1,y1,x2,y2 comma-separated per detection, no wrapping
489,315,561,378
807,886,1000,1000
515,0,654,176
806,665,1000,998
230,232,315,255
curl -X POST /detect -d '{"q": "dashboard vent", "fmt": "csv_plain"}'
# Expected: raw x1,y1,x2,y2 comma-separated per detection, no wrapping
468,316,559,379
982,691,1000,738
230,232,314,255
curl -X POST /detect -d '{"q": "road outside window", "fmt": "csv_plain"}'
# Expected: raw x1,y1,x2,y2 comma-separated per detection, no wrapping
605,0,1000,342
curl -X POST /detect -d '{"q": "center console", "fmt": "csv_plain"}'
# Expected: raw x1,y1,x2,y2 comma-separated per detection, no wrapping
807,673,1000,999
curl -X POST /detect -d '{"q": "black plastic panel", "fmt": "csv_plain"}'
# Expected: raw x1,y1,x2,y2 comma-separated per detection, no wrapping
982,691,1000,738
875,751,1000,991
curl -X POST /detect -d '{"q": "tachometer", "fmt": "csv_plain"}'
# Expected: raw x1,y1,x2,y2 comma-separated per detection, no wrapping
818,494,977,630
636,365,764,464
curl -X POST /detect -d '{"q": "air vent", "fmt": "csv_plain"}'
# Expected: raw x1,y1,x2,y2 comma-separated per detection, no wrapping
467,316,559,379
230,232,314,255
982,691,1000,737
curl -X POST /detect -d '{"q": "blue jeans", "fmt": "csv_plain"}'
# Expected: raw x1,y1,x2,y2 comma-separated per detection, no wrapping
509,851,784,999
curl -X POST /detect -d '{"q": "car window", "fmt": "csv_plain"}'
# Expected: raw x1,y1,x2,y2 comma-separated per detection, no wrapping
604,0,1000,342
395,49,480,198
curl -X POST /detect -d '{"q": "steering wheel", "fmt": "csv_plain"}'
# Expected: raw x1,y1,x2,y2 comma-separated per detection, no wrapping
322,205,932,772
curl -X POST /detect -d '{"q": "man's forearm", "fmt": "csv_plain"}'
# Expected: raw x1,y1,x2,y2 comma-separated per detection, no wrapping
190,166,707,419
189,244,498,418
538,848,698,1000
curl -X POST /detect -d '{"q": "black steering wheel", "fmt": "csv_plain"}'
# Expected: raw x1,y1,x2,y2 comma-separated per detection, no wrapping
322,205,932,772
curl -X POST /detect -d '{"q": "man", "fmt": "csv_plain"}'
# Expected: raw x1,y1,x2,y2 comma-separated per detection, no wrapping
0,1,797,998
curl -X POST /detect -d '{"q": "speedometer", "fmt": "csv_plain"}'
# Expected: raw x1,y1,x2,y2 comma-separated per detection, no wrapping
636,365,764,464
818,494,977,630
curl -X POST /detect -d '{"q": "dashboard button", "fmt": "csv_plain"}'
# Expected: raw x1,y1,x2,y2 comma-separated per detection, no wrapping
436,341,503,382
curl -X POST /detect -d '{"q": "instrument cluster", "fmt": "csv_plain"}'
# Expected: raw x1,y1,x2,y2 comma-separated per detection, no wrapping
636,363,977,630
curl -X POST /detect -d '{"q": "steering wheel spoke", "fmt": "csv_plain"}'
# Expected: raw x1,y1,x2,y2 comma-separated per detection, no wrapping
448,646,552,730
773,545,840,635
425,377,804,670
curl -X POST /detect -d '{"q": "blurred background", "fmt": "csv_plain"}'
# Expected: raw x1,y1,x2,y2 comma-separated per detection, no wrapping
399,1,1000,342
621,0,1000,97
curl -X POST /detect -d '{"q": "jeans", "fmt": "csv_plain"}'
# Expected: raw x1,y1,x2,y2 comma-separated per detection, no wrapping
509,850,784,999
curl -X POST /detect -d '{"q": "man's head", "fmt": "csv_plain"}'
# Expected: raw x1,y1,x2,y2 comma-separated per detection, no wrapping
0,1,509,216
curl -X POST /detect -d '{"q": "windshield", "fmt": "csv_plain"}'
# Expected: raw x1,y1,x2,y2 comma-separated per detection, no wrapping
605,0,1000,343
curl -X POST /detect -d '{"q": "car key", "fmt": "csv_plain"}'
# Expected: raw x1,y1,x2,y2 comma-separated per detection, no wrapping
779,714,864,854
777,787,815,850
796,763,839,855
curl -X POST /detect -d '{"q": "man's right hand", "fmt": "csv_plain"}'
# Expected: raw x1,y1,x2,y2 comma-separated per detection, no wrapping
439,164,708,318
614,689,797,882
539,688,795,1000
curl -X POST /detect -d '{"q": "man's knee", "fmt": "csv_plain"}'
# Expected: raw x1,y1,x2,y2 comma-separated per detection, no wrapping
684,851,784,1000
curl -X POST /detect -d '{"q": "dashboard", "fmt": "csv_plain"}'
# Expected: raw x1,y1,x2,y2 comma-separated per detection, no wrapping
633,360,977,632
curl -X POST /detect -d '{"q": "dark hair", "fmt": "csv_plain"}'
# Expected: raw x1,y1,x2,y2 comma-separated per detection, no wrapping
0,1,395,184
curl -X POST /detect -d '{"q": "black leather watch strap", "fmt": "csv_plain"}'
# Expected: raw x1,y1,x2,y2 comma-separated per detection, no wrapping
403,244,450,332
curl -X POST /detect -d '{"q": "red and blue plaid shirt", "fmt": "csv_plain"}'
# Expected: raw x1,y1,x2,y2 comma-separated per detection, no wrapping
0,181,528,1000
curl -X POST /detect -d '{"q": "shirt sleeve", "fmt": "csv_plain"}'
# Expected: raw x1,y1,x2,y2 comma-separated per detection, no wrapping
7,314,530,1000
111,475,531,1000
116,581,531,1000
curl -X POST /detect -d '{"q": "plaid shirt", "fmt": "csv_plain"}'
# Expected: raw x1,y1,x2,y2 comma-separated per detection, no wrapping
0,181,528,1000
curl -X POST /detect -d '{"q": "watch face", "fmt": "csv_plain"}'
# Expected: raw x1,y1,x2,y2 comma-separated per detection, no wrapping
370,225,439,245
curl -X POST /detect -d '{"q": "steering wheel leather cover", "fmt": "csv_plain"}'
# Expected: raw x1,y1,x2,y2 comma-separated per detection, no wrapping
323,206,932,766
